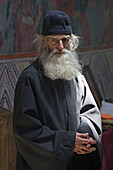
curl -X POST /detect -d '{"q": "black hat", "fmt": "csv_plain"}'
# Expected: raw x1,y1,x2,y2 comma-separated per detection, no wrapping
42,11,72,35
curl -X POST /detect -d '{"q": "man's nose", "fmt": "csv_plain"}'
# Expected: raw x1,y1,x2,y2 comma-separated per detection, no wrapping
57,40,64,50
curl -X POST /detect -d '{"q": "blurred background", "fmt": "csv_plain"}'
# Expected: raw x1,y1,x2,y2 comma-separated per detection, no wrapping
0,0,113,170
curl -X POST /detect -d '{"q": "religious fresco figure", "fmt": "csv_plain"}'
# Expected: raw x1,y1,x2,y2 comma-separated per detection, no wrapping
12,0,47,53
70,0,91,47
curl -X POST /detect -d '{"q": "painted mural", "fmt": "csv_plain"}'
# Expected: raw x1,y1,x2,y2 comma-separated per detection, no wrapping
0,0,113,55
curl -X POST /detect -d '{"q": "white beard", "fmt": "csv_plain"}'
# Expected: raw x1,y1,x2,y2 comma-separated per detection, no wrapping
40,48,81,80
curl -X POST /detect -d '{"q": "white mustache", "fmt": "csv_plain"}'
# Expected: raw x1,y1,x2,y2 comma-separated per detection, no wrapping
53,48,70,54
49,48,71,59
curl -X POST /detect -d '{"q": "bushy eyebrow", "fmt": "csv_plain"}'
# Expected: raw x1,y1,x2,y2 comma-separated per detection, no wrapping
48,35,70,40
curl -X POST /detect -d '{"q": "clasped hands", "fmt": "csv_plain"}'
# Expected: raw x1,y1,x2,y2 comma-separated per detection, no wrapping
73,132,96,155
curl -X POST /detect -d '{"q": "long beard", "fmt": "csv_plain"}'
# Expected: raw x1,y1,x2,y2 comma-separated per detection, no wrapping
40,48,81,80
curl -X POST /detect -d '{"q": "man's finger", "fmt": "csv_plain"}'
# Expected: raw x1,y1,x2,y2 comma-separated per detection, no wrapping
77,137,96,145
76,132,89,138
81,144,96,152
88,137,96,145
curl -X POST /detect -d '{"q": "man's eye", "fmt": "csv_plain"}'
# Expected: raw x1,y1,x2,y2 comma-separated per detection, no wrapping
62,38,69,43
52,39,58,43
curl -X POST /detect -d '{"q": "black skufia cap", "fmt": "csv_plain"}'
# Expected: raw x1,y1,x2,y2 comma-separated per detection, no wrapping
42,11,72,35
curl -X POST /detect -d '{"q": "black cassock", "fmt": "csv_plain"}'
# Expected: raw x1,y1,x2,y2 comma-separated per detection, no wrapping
13,60,103,170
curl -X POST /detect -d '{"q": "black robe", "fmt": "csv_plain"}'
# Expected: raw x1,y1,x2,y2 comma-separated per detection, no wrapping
13,60,103,170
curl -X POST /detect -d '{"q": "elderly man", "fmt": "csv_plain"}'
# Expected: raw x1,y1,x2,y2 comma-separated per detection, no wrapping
13,11,103,170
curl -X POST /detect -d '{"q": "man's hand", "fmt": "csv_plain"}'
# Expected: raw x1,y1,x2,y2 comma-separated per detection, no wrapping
73,132,96,154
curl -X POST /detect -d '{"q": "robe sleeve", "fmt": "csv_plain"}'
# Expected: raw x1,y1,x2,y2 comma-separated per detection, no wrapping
78,74,102,135
13,72,75,170
76,74,103,166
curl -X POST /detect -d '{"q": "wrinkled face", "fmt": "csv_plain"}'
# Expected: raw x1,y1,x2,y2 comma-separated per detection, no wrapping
36,34,81,80
47,34,70,52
